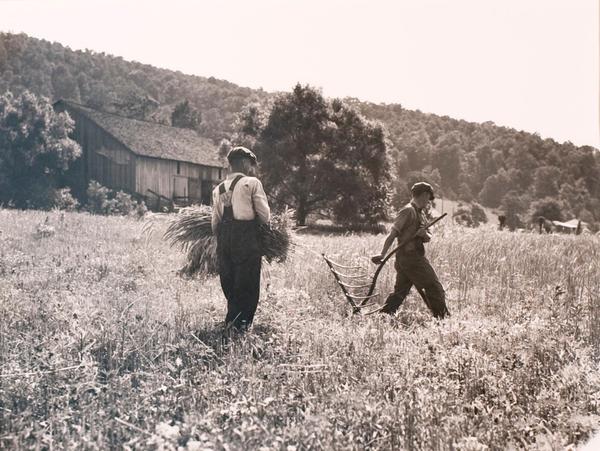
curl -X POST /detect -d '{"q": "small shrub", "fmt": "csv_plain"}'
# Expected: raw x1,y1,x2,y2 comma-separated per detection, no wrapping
53,187,79,211
86,180,110,214
101,198,119,215
85,181,146,217
135,201,148,218
453,203,488,228
453,205,475,227
505,212,525,231
470,203,488,224
113,191,137,215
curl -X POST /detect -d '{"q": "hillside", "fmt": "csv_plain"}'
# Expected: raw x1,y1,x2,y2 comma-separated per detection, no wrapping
1,32,599,226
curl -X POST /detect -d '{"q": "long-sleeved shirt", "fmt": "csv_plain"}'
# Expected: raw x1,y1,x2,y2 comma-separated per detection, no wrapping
392,201,429,254
211,172,271,233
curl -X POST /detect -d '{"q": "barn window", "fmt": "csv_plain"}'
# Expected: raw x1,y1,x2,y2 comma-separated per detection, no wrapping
177,161,181,175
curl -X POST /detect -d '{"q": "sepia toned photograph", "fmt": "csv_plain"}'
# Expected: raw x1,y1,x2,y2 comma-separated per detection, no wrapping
0,0,599,449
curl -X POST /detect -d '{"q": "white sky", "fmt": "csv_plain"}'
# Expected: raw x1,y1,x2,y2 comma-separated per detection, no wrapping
1,0,598,148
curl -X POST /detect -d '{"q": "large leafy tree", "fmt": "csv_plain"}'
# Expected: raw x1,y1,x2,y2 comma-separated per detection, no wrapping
51,64,80,102
328,99,390,224
529,198,565,222
241,84,390,226
433,131,462,194
478,169,510,208
171,99,201,130
500,191,528,230
533,165,562,198
396,128,431,171
0,91,81,208
248,85,331,225
559,179,590,217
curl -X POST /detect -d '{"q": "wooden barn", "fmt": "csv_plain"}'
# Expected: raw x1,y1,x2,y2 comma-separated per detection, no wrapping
53,99,226,209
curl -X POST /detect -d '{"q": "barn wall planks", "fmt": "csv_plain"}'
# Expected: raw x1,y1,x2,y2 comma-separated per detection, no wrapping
135,158,223,201
56,100,225,205
135,157,174,199
61,106,136,193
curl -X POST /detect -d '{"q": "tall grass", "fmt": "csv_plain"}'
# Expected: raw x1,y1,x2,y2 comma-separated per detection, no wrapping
0,209,599,450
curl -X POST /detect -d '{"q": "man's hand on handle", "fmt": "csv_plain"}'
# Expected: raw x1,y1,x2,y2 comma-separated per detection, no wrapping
416,227,432,242
371,254,384,265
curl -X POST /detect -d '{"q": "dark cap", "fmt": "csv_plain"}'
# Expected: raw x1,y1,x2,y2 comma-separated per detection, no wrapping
411,182,435,200
227,146,258,165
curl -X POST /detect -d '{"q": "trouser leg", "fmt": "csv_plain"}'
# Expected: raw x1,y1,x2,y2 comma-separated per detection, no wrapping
219,220,262,330
219,251,241,326
400,256,448,319
380,269,413,314
234,256,262,328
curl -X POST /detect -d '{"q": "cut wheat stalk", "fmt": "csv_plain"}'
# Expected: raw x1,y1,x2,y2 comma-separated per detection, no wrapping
163,205,292,277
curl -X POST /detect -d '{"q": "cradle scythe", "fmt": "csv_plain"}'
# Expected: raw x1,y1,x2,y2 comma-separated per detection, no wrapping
323,213,447,314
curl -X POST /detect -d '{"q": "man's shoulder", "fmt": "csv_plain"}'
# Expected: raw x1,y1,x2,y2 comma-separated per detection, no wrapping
397,203,417,217
241,176,264,188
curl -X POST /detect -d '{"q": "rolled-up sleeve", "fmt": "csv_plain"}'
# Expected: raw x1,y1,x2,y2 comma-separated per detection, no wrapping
252,179,270,224
391,208,410,234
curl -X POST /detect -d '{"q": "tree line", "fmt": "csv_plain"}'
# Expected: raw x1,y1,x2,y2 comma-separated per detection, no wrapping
1,32,599,229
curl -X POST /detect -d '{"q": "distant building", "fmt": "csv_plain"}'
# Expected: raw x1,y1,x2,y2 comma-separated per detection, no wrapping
53,100,226,209
552,219,588,234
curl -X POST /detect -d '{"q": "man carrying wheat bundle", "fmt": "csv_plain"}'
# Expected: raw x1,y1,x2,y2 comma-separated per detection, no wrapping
211,147,271,332
372,182,449,319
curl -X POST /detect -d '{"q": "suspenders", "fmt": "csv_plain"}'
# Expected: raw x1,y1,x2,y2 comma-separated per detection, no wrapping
412,204,426,254
218,174,245,197
218,175,245,223
412,204,423,228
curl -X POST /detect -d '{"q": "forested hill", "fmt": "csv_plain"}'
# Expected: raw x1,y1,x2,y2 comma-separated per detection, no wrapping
1,32,599,225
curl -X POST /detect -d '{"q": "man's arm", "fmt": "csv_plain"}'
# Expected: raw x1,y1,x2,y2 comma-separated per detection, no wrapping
372,228,398,264
251,179,270,224
372,210,408,263
211,190,222,234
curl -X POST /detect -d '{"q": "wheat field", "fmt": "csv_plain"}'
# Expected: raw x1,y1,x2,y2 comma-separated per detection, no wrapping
0,208,599,450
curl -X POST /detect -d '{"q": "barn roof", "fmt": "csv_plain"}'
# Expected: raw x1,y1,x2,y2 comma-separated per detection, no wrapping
55,100,226,168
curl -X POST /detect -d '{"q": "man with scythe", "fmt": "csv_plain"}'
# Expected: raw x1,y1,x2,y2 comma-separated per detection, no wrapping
371,182,449,318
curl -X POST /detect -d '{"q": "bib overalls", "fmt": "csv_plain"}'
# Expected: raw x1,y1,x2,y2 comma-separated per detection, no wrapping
216,175,262,330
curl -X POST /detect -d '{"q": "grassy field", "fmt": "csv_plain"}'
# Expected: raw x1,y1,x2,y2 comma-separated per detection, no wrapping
0,208,599,450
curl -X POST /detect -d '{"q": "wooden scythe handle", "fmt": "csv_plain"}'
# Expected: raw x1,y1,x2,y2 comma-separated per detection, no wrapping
360,213,447,306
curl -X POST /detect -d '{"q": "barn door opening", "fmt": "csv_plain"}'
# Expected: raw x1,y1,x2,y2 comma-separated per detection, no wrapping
201,180,215,205
173,175,188,203
188,178,201,204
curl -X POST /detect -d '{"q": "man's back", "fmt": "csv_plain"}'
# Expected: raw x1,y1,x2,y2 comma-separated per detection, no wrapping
211,173,270,233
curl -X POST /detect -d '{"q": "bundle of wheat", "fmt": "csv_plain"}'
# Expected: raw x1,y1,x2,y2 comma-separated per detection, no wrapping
163,206,216,276
164,205,292,276
180,235,219,276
